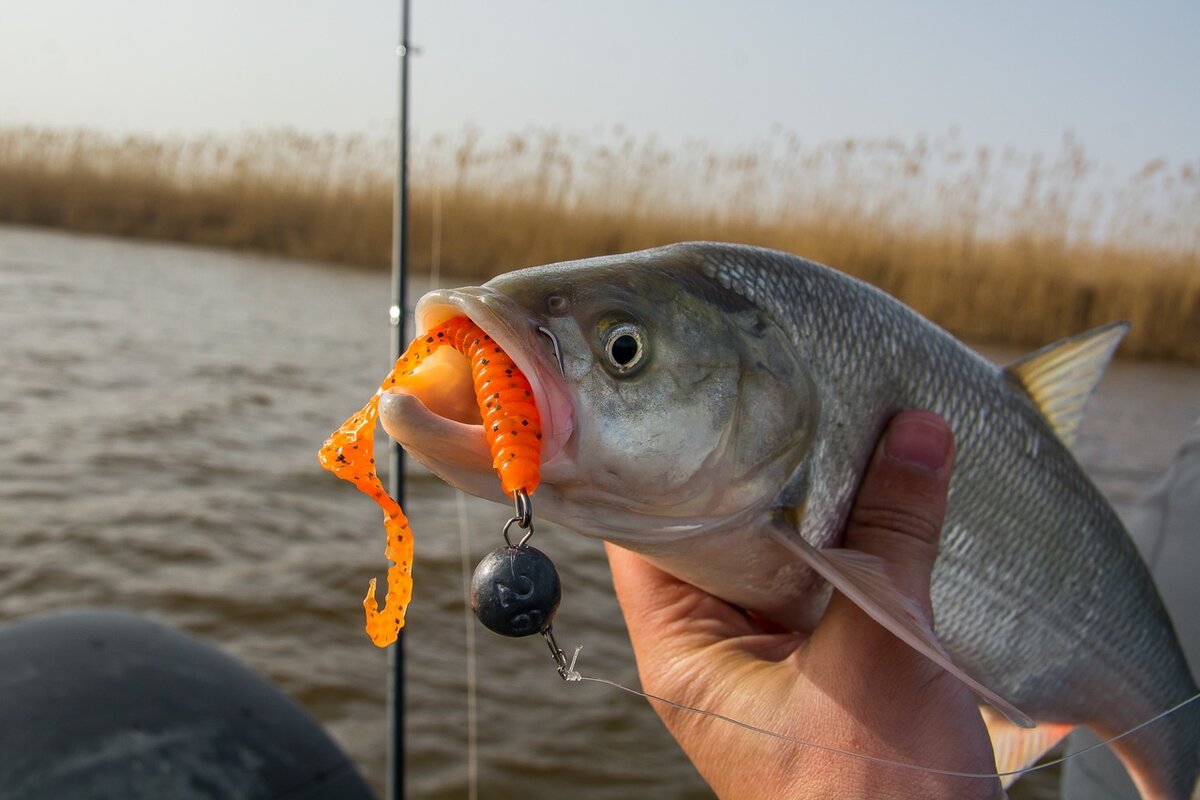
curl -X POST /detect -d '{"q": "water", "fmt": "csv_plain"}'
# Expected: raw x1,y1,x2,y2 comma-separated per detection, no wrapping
1,226,1197,799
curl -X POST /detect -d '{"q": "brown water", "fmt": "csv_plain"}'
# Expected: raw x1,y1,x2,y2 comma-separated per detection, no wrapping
1,225,1197,799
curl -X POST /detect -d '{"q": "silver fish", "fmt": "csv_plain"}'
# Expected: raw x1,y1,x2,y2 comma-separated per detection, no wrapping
379,243,1199,798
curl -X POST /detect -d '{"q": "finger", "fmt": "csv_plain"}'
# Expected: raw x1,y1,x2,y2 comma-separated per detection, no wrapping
838,410,955,617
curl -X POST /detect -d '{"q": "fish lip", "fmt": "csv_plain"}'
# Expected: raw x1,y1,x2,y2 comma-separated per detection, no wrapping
407,286,575,467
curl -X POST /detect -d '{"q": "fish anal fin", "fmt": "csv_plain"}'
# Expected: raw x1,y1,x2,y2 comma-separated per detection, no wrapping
1003,321,1129,448
767,526,1035,729
981,706,1073,789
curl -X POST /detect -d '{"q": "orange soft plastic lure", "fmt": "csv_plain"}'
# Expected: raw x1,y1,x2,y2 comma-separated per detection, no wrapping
318,316,542,647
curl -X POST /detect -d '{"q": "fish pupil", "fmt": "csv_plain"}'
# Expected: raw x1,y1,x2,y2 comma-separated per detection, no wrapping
610,334,639,365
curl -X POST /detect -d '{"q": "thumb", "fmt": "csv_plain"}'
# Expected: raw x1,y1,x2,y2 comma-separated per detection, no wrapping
840,410,955,617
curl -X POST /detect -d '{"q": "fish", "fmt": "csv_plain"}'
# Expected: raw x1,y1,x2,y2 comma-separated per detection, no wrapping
377,242,1199,799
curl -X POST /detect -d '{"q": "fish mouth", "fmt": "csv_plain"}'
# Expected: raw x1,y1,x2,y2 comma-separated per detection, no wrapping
378,287,574,499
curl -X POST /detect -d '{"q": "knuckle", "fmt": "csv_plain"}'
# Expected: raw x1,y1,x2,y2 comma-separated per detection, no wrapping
848,500,941,548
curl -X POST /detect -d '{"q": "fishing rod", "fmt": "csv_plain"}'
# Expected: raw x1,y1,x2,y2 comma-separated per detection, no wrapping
388,1,411,797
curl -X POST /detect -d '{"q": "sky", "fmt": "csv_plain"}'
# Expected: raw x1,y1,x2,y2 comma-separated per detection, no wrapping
1,0,1198,180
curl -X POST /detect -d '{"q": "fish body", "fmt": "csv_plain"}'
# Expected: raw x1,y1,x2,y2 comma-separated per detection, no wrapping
380,243,1198,798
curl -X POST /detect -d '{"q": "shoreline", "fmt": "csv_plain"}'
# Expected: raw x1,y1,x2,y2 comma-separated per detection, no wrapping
2,126,1196,363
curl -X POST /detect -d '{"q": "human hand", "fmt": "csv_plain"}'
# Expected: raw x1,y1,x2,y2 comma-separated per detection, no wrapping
606,411,1002,800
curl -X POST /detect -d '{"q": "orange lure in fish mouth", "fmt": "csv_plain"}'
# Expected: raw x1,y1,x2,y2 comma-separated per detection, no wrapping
378,291,576,501
318,304,573,647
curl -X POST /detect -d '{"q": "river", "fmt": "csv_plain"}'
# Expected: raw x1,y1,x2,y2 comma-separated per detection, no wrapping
1,225,1197,799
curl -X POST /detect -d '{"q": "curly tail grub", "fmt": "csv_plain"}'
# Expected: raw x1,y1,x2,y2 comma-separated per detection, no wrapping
318,316,542,646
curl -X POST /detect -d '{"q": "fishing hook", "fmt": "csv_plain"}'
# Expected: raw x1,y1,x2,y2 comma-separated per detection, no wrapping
537,326,566,377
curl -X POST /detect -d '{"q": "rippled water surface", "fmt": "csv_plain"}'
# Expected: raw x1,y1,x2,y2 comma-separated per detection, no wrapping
2,226,1197,799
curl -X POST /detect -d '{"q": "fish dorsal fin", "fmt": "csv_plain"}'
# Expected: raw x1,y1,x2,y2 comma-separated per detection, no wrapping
980,706,1074,789
767,526,1035,728
1003,321,1129,448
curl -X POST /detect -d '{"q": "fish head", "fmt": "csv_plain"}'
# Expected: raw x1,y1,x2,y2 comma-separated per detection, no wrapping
380,244,818,545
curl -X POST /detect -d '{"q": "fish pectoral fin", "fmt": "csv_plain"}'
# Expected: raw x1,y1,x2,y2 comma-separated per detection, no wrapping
1003,320,1129,448
767,526,1035,729
980,706,1073,789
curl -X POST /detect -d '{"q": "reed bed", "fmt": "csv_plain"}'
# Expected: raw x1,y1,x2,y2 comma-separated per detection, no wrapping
1,125,1197,362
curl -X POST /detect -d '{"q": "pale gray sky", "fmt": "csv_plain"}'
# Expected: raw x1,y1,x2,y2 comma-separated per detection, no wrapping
2,1,1198,179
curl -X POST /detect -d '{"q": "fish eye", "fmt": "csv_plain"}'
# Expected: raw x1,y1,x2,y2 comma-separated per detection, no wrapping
602,323,646,374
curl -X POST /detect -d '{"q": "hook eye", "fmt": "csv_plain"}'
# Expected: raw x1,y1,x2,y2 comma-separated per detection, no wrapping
502,516,534,547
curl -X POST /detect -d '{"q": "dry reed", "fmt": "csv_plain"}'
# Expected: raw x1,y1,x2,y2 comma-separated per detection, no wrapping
0,125,1197,362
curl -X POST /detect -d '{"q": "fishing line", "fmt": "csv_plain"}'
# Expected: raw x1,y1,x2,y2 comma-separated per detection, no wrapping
455,489,479,800
438,193,479,798
543,638,1200,782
